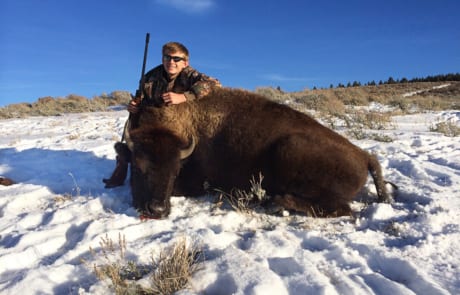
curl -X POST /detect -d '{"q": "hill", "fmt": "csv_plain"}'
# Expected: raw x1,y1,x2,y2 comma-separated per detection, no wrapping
256,81,460,113
0,91,131,119
1,82,459,120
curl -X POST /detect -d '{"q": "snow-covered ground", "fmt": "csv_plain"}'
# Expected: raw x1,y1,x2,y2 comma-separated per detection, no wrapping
402,83,451,97
0,106,459,294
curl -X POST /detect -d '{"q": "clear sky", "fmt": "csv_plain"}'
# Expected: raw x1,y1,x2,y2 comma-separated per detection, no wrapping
1,0,459,107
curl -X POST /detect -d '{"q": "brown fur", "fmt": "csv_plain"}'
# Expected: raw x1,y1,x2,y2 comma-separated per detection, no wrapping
0,177,15,186
128,88,392,218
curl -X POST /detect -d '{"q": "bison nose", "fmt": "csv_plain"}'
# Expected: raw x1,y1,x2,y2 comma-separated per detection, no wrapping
147,201,170,219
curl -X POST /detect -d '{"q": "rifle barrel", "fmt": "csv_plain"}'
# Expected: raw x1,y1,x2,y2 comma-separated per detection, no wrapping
140,33,150,87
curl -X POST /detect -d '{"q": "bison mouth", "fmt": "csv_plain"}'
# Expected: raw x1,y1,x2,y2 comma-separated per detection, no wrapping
139,212,162,220
130,134,195,220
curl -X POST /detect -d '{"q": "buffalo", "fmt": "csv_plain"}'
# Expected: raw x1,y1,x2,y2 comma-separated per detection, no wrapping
121,88,391,219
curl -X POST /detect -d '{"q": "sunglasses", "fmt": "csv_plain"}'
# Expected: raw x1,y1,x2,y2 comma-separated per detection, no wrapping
163,54,186,62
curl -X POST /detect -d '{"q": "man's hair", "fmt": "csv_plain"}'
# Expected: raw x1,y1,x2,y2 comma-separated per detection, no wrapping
162,42,189,60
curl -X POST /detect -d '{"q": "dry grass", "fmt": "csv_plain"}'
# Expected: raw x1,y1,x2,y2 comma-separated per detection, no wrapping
215,173,268,214
255,82,460,142
82,234,144,295
430,121,460,137
83,234,202,295
258,82,460,114
340,109,394,141
2,82,459,120
0,91,131,119
147,238,203,295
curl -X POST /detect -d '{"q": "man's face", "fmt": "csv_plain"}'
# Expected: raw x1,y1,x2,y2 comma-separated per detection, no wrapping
162,51,189,78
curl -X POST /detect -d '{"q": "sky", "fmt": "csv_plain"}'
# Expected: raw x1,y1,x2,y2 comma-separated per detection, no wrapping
1,0,459,107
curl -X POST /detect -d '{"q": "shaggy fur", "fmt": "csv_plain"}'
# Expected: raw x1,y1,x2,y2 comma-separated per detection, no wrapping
0,177,15,186
127,88,392,218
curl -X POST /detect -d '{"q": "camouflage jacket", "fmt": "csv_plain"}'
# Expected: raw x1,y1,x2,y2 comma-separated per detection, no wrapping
141,65,221,106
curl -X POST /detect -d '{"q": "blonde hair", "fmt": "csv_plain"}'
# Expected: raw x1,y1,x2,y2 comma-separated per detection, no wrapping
162,42,189,60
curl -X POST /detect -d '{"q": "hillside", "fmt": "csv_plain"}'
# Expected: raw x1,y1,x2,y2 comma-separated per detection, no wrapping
256,81,460,112
1,82,459,120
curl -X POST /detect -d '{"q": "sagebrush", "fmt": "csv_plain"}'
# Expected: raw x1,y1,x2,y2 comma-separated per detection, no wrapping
82,234,202,295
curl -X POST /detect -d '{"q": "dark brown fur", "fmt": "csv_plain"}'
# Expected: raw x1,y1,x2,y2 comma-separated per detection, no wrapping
0,177,15,186
128,88,392,218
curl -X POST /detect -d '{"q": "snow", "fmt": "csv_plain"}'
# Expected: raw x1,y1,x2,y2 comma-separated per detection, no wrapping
402,84,451,97
0,107,459,294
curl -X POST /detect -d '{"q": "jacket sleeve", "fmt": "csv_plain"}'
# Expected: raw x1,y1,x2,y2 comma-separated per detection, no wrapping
183,68,221,101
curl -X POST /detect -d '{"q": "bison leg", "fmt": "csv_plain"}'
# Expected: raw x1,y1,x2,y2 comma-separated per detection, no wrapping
266,134,368,216
368,154,392,203
103,142,131,188
272,194,352,217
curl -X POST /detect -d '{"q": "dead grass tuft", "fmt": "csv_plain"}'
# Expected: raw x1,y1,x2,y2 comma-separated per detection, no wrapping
216,173,268,214
82,234,202,295
148,238,203,295
430,121,460,137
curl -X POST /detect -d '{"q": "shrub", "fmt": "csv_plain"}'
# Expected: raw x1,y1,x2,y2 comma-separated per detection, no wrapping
430,121,460,137
83,234,202,295
83,234,146,295
0,91,132,119
216,173,268,214
340,110,394,141
148,238,203,295
254,87,286,103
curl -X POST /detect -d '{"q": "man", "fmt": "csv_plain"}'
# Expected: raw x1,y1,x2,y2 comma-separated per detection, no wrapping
103,42,221,188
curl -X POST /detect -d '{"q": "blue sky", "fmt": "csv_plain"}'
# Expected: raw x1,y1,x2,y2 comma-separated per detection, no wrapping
1,0,459,106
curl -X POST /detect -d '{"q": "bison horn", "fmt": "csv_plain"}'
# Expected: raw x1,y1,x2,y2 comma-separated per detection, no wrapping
180,136,195,159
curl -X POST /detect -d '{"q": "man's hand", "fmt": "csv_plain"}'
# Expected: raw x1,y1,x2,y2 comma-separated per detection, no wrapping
127,99,140,114
162,92,187,106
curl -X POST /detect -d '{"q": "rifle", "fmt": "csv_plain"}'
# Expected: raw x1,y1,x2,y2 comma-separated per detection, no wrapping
135,32,150,102
122,32,150,142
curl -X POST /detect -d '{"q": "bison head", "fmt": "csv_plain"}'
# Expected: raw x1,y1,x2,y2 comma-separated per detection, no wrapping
129,127,194,219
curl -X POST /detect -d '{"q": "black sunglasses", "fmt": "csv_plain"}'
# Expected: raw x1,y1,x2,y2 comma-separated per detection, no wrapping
163,54,186,62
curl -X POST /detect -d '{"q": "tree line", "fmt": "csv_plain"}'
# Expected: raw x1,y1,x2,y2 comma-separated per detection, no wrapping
316,73,460,90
